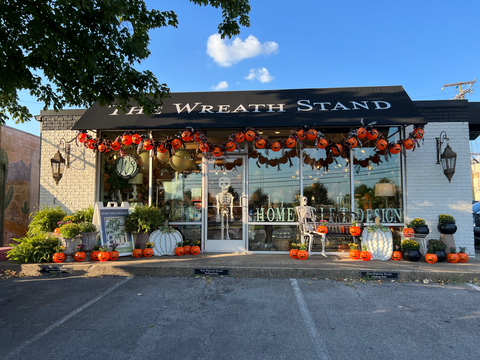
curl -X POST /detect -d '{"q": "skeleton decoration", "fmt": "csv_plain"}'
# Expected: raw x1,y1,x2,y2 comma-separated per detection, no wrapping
295,196,327,256
215,176,234,240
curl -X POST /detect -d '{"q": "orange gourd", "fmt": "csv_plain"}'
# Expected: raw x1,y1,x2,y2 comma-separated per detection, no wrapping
413,128,424,139
347,137,358,148
447,253,459,263
143,248,154,258
235,132,245,143
78,132,87,143
367,129,379,141
317,225,328,234
132,249,143,258
360,250,372,261
122,134,132,146
74,251,86,262
191,246,201,255
245,130,256,141
271,142,281,152
349,249,360,259
403,228,414,238
212,147,223,157
285,137,296,148
306,129,317,140
297,250,309,260
98,251,110,262
111,141,121,151
53,253,65,263
316,138,328,149
109,250,119,261
349,226,361,236
389,143,402,154
132,134,142,144
356,127,367,139
183,245,191,255
198,143,209,153
143,139,154,151
403,139,414,150
226,141,236,152
171,139,182,149
256,139,266,149
376,139,387,151
458,253,469,263
181,131,193,142
391,251,402,261
331,144,342,157
425,253,438,264
91,250,100,261
175,246,184,256
289,249,298,259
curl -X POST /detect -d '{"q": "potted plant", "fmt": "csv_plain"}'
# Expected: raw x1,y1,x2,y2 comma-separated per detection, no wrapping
316,220,328,234
74,244,86,262
425,247,438,264
59,222,82,262
183,239,191,255
401,240,421,262
447,247,459,263
297,243,308,260
290,243,299,259
91,244,100,261
191,240,201,256
78,221,98,257
109,242,120,261
349,221,361,236
427,239,447,262
458,247,469,263
437,214,457,234
98,245,110,262
349,243,360,259
175,241,184,256
52,245,65,263
125,205,164,247
408,218,429,235
132,243,143,258
27,205,66,237
143,242,154,258
360,244,371,261
391,245,402,261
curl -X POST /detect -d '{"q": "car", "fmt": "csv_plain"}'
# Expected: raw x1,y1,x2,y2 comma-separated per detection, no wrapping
473,201,480,243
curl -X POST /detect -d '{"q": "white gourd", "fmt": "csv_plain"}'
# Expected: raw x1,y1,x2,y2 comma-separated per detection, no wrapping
361,216,393,261
150,221,182,256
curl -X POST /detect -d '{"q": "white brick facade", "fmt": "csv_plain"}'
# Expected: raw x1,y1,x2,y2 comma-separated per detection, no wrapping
406,122,474,256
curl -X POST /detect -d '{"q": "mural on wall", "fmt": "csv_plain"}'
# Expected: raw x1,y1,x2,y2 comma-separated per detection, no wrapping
1,126,40,246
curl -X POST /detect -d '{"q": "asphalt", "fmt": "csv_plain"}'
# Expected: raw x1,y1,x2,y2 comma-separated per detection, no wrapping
2,248,480,282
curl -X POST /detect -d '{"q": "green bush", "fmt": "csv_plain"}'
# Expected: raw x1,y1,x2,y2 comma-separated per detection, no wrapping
59,223,82,238
438,214,455,224
7,234,59,263
73,206,94,223
79,222,97,233
27,205,67,237
125,205,164,233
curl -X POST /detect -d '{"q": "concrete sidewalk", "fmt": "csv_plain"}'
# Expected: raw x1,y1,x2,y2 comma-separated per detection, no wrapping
1,251,480,282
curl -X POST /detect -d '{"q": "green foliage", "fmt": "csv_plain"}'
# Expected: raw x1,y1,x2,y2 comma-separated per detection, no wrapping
401,240,420,250
298,244,307,251
427,239,446,251
125,205,164,233
361,244,368,251
73,206,94,223
7,234,59,263
408,218,426,227
183,239,190,246
426,247,435,254
348,243,358,250
438,214,455,224
21,201,29,214
459,247,466,254
449,247,457,254
79,222,97,233
59,223,82,239
27,205,67,237
0,0,250,125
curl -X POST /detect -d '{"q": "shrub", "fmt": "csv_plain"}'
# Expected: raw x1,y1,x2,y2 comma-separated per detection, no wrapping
7,234,59,263
27,205,66,236
125,205,164,233
408,218,426,227
79,222,97,233
427,239,446,251
73,206,94,223
59,223,82,239
438,214,455,224
401,240,420,250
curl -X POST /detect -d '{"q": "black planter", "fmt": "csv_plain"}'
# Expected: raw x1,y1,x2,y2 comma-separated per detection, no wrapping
413,226,429,235
402,249,422,262
437,223,457,235
434,250,447,262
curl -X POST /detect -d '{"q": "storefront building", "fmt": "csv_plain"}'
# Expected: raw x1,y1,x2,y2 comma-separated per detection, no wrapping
36,86,476,256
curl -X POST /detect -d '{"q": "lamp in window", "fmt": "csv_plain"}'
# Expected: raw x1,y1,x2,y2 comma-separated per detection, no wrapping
375,182,396,209
436,131,457,183
128,173,144,201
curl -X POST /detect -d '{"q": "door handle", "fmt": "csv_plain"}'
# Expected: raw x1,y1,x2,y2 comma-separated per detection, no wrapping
240,195,248,208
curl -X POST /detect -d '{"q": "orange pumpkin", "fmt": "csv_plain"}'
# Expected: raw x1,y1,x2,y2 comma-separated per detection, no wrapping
235,132,245,143
447,253,459,263
347,137,358,148
143,139,154,151
183,245,191,255
111,141,121,151
356,127,367,139
191,246,201,255
256,139,266,149
53,252,65,263
425,253,438,264
98,251,110,262
389,143,402,155
74,251,86,262
316,138,328,149
331,144,343,157
245,130,256,141
132,248,143,258
297,129,307,140
198,143,210,153
306,129,317,140
376,139,388,151
109,250,119,261
289,249,298,259
391,251,402,261
360,250,372,261
122,134,132,146
77,132,87,143
367,129,379,141
157,144,167,153
97,143,105,153
403,139,414,150
226,141,236,152
174,246,184,256
413,128,424,139
403,228,414,238
86,139,96,150
54,227,61,235
297,250,309,260
458,253,469,263
132,134,142,144
349,226,361,236
212,147,223,157
317,225,328,234
285,137,296,148
171,139,182,149
181,131,193,142
271,142,281,152
91,250,100,261
349,249,360,259
143,248,154,257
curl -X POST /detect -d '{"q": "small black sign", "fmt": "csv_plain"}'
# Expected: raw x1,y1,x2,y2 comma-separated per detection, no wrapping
360,271,399,279
39,266,68,275
195,269,229,276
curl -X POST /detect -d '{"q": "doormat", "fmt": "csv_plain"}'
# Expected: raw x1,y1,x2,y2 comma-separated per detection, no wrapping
194,269,229,276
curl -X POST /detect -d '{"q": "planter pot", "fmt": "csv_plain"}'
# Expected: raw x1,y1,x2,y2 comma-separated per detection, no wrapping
91,250,100,261
425,253,438,264
53,252,65,263
74,251,86,262
434,250,447,262
290,249,298,259
349,249,360,260
59,236,80,262
402,249,422,262
412,226,429,235
437,223,457,235
135,232,151,248
143,248,154,257
458,253,469,263
132,249,143,258
80,232,99,256
191,246,201,255
447,253,459,263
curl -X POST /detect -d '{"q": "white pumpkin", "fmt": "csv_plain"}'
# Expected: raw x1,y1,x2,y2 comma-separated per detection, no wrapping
150,227,182,256
361,217,393,261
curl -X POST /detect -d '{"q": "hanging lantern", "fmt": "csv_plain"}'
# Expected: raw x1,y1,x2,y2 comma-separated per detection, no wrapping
245,130,256,141
157,143,167,153
97,143,106,153
51,150,66,185
143,139,154,151
271,141,281,152
212,147,223,157
181,130,193,142
138,152,158,174
77,132,87,143
306,129,317,140
403,139,414,150
285,137,296,148
356,127,367,139
367,129,379,141
389,143,402,154
256,139,266,149
376,139,388,151
235,131,245,143
331,144,343,157
198,143,210,153
86,139,96,150
171,139,182,149
169,149,192,172
226,141,236,152
347,137,358,148
122,134,132,146
316,138,328,149
111,140,121,151
132,134,141,145
297,129,307,140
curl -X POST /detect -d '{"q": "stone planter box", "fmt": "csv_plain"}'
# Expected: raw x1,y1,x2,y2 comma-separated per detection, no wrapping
60,236,81,262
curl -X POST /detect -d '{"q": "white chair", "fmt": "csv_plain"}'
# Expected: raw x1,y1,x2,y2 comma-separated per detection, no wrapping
295,196,327,257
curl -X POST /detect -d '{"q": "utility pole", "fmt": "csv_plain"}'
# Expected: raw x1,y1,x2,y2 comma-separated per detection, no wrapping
441,79,476,100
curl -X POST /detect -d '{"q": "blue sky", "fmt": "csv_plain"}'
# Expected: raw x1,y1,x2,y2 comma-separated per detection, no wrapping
8,0,480,138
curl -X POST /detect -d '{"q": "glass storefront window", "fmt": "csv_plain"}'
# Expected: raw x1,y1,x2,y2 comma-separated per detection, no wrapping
353,127,403,224
173,225,201,245
248,224,300,251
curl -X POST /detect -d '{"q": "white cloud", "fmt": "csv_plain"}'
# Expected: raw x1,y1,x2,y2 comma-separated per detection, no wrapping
211,81,229,90
245,67,274,83
207,34,278,67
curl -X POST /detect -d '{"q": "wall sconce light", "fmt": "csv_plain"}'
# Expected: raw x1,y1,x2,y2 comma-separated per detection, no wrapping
436,131,457,183
50,139,70,185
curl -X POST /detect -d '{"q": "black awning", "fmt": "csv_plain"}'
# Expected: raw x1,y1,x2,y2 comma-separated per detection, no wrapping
71,86,426,131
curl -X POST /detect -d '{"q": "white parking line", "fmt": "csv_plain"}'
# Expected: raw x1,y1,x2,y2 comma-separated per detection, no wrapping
467,283,480,291
4,277,132,359
290,279,331,360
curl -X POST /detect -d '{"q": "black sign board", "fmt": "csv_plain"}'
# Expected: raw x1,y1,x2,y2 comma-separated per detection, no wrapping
39,265,68,275
360,271,399,279
194,269,229,276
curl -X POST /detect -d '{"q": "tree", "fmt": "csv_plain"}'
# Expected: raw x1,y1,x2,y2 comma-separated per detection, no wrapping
0,0,251,125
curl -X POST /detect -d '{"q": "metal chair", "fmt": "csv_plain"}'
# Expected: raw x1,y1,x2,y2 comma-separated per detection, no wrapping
295,196,327,257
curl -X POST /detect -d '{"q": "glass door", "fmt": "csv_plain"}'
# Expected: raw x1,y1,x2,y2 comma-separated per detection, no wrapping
204,156,246,252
